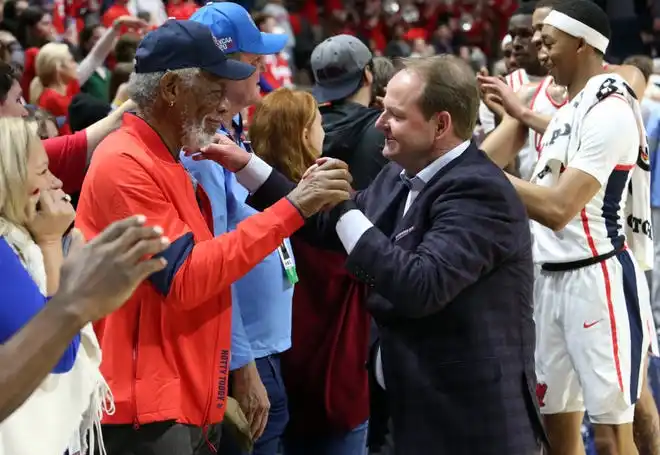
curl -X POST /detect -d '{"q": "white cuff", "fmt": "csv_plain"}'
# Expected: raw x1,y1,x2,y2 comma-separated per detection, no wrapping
335,209,373,254
235,154,273,194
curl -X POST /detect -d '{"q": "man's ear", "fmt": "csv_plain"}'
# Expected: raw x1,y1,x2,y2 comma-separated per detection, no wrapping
159,72,179,107
364,66,374,86
434,111,451,139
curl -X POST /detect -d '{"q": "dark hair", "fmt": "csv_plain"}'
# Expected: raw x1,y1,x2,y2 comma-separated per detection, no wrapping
402,55,479,141
554,0,611,42
78,23,102,57
252,12,273,30
535,0,566,10
16,6,48,48
623,55,653,83
512,2,537,16
371,56,396,101
109,62,133,101
114,33,140,63
0,61,19,102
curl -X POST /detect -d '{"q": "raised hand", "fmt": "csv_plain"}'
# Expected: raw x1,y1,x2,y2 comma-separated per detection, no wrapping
286,158,353,218
477,75,525,119
56,215,169,323
26,190,76,246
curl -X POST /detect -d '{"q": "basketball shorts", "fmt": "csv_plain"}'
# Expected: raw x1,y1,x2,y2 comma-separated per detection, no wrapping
534,249,655,424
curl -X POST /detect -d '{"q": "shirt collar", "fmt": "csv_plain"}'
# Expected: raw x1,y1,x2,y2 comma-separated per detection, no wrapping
123,113,178,164
400,140,471,190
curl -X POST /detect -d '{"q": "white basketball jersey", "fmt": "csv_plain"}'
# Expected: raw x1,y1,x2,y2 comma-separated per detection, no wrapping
519,76,566,181
531,81,640,264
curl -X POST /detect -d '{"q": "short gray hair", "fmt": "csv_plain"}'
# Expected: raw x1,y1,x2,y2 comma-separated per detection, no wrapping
127,68,200,113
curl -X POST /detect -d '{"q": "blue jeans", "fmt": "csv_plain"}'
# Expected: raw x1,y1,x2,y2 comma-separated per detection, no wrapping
283,421,369,455
219,354,289,455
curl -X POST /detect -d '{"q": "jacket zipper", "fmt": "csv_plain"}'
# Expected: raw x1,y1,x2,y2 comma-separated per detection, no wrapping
200,305,223,451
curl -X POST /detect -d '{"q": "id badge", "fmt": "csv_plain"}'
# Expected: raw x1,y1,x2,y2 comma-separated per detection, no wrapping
277,242,298,285
68,428,81,455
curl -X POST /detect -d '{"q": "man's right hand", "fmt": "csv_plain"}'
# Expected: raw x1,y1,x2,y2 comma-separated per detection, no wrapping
287,158,353,218
56,215,170,323
232,362,270,440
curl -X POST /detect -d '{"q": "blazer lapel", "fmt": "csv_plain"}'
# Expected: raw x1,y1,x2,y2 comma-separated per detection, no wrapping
372,179,409,238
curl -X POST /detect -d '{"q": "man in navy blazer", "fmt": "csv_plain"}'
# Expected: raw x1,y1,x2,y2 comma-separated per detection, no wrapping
197,55,546,455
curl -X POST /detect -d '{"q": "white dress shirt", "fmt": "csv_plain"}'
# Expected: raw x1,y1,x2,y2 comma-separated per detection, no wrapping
234,141,472,390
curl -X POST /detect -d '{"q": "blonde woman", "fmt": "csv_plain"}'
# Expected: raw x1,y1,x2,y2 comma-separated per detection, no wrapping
0,117,113,454
30,15,146,134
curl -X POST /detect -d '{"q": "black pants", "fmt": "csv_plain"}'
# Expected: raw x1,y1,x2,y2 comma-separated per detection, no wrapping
102,421,222,455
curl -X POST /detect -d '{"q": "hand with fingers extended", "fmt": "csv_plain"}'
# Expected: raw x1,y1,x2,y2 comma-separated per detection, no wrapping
183,134,251,172
58,215,170,323
477,75,525,119
287,158,353,218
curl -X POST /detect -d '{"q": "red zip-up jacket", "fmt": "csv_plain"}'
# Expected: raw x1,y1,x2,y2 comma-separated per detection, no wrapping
75,114,304,426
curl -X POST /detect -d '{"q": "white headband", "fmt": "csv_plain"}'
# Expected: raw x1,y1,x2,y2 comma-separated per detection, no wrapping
543,10,609,54
501,34,512,49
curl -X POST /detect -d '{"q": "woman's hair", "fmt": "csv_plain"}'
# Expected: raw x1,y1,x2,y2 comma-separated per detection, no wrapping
16,6,47,49
29,42,69,104
78,23,102,57
249,88,320,183
114,33,140,63
24,104,56,139
0,116,39,225
109,61,134,101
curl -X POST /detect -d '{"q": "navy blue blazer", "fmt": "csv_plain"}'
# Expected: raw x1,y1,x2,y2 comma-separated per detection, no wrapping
248,142,545,455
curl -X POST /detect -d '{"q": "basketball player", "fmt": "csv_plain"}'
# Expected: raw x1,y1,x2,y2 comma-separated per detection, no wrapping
478,0,647,174
478,1,547,139
505,1,654,454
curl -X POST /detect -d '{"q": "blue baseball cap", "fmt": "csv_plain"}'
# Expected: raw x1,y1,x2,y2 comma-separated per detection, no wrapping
134,19,255,80
190,2,287,55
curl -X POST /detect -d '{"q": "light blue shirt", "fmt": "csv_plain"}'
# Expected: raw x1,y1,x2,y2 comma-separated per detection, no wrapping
645,100,660,208
180,116,294,370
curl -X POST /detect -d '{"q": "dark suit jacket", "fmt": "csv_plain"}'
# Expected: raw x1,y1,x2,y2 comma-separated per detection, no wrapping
248,143,545,455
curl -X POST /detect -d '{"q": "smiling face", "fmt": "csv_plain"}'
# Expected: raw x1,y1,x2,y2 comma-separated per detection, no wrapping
532,7,552,69
173,70,230,150
25,140,50,221
375,70,438,170
539,24,580,87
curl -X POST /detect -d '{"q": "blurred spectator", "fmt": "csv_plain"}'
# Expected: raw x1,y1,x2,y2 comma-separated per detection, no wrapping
370,55,395,107
78,23,110,101
108,60,131,104
166,0,198,20
384,22,410,58
113,31,139,63
262,0,295,62
0,0,28,36
17,6,56,101
0,30,23,67
25,104,59,138
68,92,111,133
254,11,292,90
31,16,145,133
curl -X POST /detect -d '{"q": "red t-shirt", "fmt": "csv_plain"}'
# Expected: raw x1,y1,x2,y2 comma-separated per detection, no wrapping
42,130,88,195
37,79,81,135
101,4,135,35
166,2,198,20
21,47,39,103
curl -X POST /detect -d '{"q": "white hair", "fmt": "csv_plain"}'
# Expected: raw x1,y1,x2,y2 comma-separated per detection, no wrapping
127,68,200,113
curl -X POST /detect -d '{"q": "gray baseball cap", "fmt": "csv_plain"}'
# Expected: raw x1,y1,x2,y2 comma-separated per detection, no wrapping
311,34,373,104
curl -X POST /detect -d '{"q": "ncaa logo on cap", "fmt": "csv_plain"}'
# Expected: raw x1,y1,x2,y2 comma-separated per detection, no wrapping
213,34,235,52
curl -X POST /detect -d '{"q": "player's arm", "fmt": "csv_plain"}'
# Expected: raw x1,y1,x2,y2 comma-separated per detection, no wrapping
611,64,647,99
481,114,528,169
512,84,553,134
508,97,634,231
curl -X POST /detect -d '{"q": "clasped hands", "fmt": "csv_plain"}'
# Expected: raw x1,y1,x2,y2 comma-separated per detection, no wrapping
185,135,353,218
